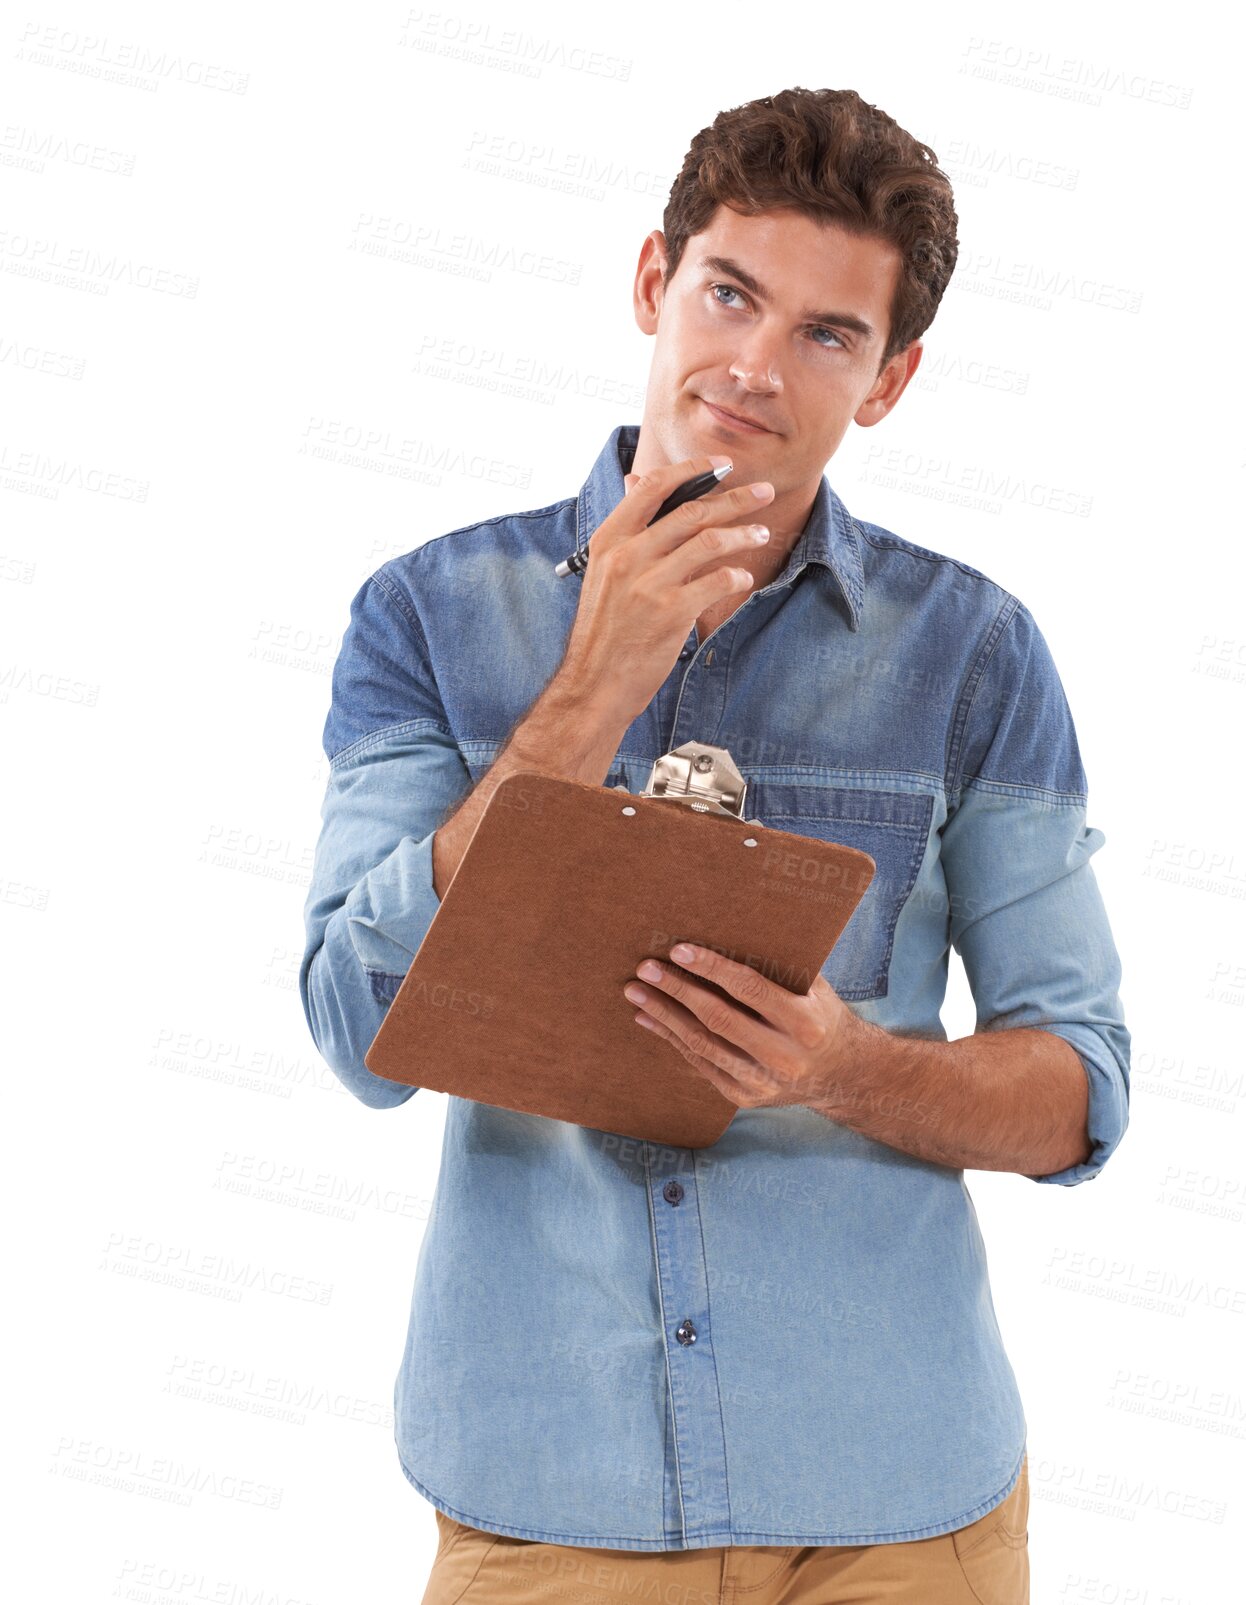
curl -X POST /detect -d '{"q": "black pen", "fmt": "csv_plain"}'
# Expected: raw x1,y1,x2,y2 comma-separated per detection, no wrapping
554,461,734,578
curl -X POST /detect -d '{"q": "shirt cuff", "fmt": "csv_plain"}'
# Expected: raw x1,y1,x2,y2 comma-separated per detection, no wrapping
342,831,442,976
1026,1021,1130,1186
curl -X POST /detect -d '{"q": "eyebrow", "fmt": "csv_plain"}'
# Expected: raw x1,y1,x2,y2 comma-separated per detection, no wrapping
696,254,877,344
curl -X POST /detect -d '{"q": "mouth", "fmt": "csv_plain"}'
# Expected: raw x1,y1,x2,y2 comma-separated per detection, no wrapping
699,398,775,435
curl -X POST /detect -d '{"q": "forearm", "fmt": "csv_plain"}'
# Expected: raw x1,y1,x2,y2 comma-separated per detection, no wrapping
812,1016,1092,1178
431,668,633,899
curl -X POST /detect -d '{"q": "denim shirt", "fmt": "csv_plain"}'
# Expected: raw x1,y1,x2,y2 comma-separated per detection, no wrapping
299,422,1130,1551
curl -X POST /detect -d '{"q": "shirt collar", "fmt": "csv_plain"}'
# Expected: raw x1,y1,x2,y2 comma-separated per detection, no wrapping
575,423,863,632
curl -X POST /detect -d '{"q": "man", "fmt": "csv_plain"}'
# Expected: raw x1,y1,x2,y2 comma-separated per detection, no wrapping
300,87,1130,1604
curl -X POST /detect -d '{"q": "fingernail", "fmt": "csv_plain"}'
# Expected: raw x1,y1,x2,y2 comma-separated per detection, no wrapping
709,455,733,470
671,944,697,963
751,482,772,500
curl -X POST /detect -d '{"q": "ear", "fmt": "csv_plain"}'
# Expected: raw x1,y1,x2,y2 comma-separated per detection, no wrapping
633,230,668,336
855,341,924,428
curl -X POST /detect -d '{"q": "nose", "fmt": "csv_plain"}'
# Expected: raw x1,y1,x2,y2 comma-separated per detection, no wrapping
729,330,783,393
725,341,783,391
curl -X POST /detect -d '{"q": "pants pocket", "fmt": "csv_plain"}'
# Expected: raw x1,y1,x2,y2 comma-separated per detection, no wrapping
421,1511,501,1605
432,1507,475,1562
950,1455,1029,1604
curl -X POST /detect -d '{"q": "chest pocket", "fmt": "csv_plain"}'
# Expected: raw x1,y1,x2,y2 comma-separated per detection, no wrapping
747,781,933,1001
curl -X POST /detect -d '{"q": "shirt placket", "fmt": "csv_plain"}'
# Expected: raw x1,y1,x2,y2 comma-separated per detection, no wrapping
642,1141,732,1546
665,615,736,754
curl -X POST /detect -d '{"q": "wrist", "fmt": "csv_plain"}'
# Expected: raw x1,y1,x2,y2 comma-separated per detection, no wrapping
809,1009,888,1121
547,664,638,731
496,670,634,791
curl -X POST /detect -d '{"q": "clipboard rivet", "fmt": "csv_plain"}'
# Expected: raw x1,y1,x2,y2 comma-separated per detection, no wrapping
742,837,758,848
621,806,636,816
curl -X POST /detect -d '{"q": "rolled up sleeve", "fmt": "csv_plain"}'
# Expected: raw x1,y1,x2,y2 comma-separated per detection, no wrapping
299,567,472,1108
939,601,1131,1186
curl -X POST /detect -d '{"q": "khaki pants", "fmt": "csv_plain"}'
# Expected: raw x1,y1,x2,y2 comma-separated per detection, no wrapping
419,1453,1029,1604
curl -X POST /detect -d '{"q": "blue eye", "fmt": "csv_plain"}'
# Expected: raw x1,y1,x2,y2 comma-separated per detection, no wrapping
708,284,845,349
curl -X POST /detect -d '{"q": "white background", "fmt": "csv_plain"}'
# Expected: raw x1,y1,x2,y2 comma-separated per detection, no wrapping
3,2,1241,1601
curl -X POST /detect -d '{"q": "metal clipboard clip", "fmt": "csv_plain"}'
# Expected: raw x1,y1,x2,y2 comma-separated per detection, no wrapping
611,740,765,827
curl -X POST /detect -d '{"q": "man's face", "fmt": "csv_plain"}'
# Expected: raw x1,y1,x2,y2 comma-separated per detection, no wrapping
632,203,920,526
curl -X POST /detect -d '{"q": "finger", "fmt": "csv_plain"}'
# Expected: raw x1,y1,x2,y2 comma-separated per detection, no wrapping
646,483,774,568
634,1010,748,1100
666,943,813,1039
631,969,777,1073
625,457,759,530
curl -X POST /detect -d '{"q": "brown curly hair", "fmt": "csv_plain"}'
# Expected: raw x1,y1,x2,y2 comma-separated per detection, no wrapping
661,87,959,373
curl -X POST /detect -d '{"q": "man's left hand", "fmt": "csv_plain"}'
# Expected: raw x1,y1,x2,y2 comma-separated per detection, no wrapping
622,942,862,1111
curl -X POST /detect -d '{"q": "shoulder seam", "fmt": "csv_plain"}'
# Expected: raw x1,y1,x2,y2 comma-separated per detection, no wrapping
944,596,1022,799
854,524,1012,593
370,564,433,661
393,496,577,562
323,573,452,767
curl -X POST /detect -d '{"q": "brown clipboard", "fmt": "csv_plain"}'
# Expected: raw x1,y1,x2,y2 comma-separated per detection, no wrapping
363,766,876,1148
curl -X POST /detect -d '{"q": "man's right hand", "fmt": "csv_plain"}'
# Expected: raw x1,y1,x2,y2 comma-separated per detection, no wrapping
560,455,777,723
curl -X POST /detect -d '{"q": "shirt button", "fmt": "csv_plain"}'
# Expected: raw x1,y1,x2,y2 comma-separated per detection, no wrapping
678,648,691,661
663,1180,684,1205
676,1319,698,1346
